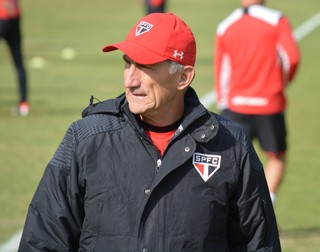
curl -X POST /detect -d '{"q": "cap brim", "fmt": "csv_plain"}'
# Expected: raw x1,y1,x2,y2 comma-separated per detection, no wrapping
102,41,167,65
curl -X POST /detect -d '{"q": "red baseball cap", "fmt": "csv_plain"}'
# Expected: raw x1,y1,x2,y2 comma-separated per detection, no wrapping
102,12,196,66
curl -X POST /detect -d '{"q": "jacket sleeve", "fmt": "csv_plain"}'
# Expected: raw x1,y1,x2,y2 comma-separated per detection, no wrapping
228,130,281,251
214,33,225,109
277,16,300,84
18,124,84,251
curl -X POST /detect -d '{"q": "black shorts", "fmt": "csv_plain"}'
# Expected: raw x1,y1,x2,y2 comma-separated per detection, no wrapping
221,109,287,155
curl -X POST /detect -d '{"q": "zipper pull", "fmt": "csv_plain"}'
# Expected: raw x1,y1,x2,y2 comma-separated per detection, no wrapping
156,159,162,172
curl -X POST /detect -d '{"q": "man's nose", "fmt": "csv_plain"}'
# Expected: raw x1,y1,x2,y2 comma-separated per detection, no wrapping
124,64,141,88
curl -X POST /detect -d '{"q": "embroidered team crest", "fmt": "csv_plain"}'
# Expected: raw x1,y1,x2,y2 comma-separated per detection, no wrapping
193,153,221,182
136,21,153,36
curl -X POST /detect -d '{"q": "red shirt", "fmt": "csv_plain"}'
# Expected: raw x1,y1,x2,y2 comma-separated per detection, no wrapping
214,5,300,114
145,129,175,157
0,0,20,19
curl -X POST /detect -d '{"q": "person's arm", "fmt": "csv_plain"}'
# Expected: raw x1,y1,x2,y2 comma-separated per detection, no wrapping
228,131,281,251
214,33,229,110
277,17,300,85
18,125,84,251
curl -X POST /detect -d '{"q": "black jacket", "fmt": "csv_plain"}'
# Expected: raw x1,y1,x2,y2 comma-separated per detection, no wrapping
19,88,281,251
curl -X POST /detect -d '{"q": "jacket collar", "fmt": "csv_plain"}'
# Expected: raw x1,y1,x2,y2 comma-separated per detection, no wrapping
81,93,126,118
81,87,219,143
176,88,219,143
81,87,203,117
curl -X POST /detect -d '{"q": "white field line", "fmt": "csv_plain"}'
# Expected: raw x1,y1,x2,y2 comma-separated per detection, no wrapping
0,231,22,252
293,12,320,41
200,90,217,108
0,11,320,252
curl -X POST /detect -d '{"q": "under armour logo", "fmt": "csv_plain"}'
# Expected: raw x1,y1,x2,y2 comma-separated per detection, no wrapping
136,21,153,36
173,50,184,60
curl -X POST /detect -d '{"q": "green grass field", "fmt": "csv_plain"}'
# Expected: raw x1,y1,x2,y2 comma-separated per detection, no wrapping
1,0,320,251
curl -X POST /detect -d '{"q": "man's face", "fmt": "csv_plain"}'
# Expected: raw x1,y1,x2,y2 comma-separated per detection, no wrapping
123,55,183,123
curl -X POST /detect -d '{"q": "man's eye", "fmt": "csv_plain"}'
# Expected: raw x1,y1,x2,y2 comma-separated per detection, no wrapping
123,56,131,64
122,56,153,70
137,63,146,68
137,63,153,70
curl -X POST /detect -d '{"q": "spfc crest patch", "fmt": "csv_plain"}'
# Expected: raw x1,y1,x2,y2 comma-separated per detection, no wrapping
193,153,221,182
136,21,153,36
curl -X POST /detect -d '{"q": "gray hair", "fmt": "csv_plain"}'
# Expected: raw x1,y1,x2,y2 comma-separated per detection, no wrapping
169,61,184,75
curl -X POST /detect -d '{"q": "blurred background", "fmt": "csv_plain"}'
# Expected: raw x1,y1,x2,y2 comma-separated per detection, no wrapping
1,0,320,251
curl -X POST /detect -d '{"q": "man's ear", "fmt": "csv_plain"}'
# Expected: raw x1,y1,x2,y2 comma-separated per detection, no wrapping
177,66,195,91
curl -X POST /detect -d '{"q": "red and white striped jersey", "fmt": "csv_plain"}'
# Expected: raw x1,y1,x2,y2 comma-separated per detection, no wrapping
214,4,300,114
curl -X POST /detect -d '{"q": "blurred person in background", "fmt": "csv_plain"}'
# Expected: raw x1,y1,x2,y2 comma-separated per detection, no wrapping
0,0,29,116
19,12,280,251
144,0,166,14
214,0,300,204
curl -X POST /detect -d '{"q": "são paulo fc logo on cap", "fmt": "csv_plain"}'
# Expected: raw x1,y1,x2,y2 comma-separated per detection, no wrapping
193,153,221,182
136,21,153,36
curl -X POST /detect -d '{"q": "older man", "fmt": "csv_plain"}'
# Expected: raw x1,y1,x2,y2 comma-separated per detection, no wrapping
19,12,281,251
